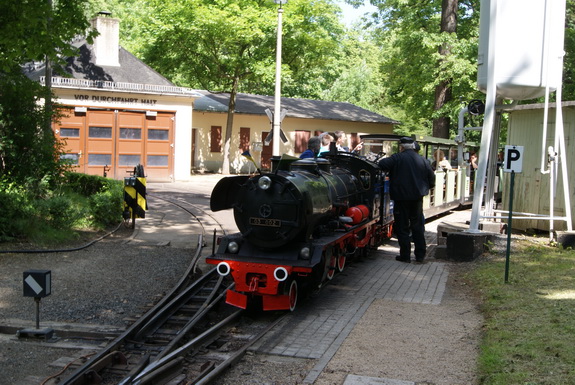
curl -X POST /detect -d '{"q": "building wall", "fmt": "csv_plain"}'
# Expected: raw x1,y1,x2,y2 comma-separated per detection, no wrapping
192,111,394,174
505,105,575,231
54,89,194,182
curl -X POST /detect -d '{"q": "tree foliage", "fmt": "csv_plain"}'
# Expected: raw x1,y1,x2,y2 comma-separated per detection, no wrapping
562,0,575,100
97,0,347,172
0,0,96,186
366,0,483,136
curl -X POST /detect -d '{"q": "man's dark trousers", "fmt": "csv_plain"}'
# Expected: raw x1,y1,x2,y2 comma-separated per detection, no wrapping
393,198,426,260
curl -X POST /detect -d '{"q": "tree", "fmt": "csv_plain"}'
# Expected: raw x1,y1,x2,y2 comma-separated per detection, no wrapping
369,0,481,137
561,0,575,101
321,28,386,111
115,0,345,173
433,0,458,138
0,0,95,186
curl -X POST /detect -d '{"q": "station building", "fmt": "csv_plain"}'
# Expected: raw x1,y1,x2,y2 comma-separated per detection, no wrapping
192,92,398,173
503,101,575,231
26,15,200,182
26,14,399,181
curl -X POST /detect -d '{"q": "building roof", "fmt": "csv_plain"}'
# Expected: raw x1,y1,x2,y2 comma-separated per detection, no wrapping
502,100,575,112
194,91,400,124
25,39,173,87
24,39,202,97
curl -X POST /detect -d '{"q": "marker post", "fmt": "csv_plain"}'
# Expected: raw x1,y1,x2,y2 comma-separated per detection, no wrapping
19,270,53,339
503,145,523,283
504,170,515,283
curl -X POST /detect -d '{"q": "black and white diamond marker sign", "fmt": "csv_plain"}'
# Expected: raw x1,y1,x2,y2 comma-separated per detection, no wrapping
23,270,51,298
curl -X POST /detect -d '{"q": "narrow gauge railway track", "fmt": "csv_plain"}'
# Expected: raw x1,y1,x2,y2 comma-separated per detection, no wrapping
50,192,285,385
147,191,228,240
55,234,235,385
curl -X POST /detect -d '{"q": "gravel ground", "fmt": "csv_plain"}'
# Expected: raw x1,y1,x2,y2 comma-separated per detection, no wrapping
0,226,194,385
0,227,483,385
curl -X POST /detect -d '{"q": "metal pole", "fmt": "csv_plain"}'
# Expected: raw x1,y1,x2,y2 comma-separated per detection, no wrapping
470,0,498,232
504,170,515,283
272,5,284,157
35,298,41,329
484,110,502,219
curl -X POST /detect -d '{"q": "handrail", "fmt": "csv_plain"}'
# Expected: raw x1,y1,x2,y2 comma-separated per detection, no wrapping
40,76,202,96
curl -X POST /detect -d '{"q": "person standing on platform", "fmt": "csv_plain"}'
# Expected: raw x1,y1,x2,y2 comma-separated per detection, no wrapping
299,136,321,159
378,137,435,263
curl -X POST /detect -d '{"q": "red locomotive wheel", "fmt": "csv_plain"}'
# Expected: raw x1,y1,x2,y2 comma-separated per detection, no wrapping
326,250,336,280
288,280,298,311
337,252,346,272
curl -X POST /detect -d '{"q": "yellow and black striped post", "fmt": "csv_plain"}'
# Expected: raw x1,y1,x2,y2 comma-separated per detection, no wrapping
123,175,146,229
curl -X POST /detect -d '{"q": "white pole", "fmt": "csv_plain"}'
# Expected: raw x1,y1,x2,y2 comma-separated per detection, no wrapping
272,5,284,157
469,0,498,232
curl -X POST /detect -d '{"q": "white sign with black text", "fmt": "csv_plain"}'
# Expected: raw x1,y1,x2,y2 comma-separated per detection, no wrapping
503,145,524,173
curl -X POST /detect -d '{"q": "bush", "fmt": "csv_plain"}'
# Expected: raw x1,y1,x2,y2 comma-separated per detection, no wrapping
62,172,124,227
35,194,85,230
64,172,116,197
89,180,124,227
0,183,33,241
0,173,124,243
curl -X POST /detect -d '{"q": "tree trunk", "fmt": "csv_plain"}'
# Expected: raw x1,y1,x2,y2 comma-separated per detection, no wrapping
433,0,458,139
221,77,239,175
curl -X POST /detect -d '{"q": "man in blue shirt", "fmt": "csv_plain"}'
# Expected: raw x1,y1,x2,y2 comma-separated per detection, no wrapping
378,137,435,263
299,136,321,159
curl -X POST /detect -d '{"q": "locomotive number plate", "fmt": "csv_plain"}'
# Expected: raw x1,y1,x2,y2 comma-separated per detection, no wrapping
249,217,281,227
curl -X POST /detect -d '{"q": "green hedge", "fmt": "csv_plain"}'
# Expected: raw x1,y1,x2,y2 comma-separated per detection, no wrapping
0,173,124,242
64,172,120,197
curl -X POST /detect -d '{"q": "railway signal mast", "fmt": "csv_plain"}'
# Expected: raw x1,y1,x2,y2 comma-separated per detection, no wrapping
470,0,571,239
272,0,288,158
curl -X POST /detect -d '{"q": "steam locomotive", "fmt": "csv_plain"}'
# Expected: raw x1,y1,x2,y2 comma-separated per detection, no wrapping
207,149,393,311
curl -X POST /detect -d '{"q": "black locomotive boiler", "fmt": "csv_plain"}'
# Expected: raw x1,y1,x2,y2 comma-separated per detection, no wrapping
207,152,394,311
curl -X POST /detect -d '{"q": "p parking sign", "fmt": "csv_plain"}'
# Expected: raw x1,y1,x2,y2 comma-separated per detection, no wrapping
504,145,524,173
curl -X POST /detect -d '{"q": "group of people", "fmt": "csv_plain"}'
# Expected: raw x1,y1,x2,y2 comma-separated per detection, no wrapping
299,133,435,264
299,131,363,159
432,148,480,174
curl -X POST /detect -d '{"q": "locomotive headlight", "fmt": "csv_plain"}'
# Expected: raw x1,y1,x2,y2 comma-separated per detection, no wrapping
299,247,311,259
227,241,239,254
274,267,289,282
258,176,272,190
216,262,231,276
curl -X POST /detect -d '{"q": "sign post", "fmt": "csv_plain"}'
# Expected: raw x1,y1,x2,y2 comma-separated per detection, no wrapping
19,270,54,339
503,145,523,283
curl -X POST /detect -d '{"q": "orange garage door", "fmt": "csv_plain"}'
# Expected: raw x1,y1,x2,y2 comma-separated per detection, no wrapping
54,107,175,181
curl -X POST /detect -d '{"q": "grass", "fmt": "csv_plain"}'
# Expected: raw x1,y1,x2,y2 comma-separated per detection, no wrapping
468,239,575,384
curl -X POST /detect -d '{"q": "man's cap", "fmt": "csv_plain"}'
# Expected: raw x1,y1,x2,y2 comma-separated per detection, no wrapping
399,137,414,144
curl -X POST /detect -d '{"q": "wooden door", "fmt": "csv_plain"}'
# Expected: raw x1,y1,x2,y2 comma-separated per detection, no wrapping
116,111,145,179
85,110,115,177
54,108,86,173
145,111,174,181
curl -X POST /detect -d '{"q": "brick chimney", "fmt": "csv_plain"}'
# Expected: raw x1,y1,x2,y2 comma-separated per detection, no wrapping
91,12,120,67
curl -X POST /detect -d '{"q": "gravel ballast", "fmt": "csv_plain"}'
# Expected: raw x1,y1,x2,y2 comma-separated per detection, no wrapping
0,227,193,385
